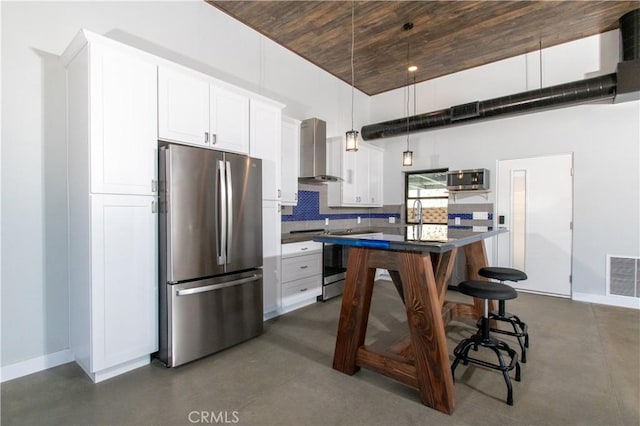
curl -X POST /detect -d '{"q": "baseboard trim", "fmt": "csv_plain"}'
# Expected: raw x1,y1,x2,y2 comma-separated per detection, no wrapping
572,292,640,310
90,355,150,383
0,349,74,383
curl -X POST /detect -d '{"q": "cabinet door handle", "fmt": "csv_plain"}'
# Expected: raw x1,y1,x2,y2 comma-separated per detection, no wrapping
152,200,158,213
294,192,298,201
211,134,217,145
152,179,158,193
205,132,209,143
300,265,308,269
299,288,308,292
300,247,308,251
277,189,281,198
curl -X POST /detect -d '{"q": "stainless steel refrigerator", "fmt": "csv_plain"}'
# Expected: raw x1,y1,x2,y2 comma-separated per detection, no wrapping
158,143,263,367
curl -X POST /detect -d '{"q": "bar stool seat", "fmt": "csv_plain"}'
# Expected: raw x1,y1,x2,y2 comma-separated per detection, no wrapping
479,267,530,362
451,280,521,406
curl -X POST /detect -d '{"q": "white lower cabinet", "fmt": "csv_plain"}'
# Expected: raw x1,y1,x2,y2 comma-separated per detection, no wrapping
71,194,158,382
280,241,322,314
262,200,282,319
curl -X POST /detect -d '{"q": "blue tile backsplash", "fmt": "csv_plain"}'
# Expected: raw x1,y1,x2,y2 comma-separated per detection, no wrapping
282,190,400,222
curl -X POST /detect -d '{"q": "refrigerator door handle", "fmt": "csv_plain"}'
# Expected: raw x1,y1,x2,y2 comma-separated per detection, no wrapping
164,146,175,280
217,160,227,266
225,160,233,265
175,274,262,296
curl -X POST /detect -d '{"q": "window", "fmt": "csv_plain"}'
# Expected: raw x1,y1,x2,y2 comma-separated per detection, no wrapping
404,169,448,240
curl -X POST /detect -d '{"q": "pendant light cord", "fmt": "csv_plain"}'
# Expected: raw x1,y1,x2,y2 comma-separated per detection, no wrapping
351,1,355,131
539,39,543,89
406,42,410,150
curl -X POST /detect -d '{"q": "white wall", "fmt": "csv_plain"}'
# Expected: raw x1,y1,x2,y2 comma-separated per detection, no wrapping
0,1,368,367
368,31,640,298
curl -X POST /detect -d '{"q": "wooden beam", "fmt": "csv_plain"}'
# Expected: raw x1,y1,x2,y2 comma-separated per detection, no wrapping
356,346,419,389
332,247,376,375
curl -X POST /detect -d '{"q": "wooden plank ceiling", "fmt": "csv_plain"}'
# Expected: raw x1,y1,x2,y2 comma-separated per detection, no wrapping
208,1,639,96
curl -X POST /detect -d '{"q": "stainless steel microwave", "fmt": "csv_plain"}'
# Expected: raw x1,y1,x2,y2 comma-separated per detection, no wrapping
446,168,489,191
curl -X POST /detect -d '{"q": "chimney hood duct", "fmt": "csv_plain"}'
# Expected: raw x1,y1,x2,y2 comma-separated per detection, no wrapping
361,8,638,141
298,118,342,183
615,8,640,103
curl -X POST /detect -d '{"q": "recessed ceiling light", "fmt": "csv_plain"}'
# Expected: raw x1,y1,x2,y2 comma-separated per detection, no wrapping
408,65,418,72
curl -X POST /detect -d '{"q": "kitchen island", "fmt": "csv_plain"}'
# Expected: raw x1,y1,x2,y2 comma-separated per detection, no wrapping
313,228,505,415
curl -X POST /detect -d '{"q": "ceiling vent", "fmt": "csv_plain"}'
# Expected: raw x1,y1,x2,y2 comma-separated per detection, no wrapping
450,101,480,122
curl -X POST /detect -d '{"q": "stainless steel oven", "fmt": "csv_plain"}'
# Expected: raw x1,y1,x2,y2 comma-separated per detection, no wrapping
319,243,349,301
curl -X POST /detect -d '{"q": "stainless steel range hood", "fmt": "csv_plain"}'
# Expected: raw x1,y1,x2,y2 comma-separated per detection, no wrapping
298,118,342,183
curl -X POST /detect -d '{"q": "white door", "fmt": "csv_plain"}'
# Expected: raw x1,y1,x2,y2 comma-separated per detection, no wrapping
158,67,209,146
496,154,573,296
90,44,157,195
90,194,158,371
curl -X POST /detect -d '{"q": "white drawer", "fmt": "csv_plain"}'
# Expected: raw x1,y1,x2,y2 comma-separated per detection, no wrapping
282,240,322,258
282,275,321,307
282,253,321,282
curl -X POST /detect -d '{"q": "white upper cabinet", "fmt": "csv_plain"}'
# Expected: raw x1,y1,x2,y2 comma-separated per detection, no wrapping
366,144,383,205
158,67,209,147
158,66,250,154
249,98,283,201
210,85,250,154
327,137,384,207
90,43,158,195
280,116,300,206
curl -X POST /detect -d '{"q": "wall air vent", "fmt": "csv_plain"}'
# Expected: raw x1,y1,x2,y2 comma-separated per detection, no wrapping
607,255,640,298
450,101,480,122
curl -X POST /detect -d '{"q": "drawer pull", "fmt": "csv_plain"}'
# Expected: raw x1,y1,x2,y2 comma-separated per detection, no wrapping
299,288,308,292
300,247,308,251
300,265,308,269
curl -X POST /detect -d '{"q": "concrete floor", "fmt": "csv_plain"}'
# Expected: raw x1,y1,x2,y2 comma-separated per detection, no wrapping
2,280,639,426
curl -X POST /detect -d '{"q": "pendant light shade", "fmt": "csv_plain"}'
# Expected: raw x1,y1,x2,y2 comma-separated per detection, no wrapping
402,150,413,166
346,1,359,152
346,129,359,151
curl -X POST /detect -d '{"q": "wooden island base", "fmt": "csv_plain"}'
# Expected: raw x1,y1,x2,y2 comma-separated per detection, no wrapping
331,241,494,415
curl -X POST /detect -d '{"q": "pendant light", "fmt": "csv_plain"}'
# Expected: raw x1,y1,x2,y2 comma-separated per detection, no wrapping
402,79,413,166
345,1,359,152
402,27,416,166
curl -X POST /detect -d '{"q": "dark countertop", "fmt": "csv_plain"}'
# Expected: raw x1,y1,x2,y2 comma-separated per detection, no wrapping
281,228,388,244
312,228,505,253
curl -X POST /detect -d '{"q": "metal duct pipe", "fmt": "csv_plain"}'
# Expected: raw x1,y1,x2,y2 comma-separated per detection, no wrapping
361,73,616,140
620,8,640,61
362,8,639,141
615,8,640,103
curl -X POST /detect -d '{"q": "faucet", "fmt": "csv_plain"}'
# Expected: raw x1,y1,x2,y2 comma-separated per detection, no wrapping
413,199,423,240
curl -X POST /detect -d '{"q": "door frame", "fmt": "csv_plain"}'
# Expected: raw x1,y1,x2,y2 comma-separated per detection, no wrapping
494,152,575,297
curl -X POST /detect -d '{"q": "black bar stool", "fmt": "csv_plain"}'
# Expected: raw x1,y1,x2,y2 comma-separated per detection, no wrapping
478,267,529,362
451,280,521,406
